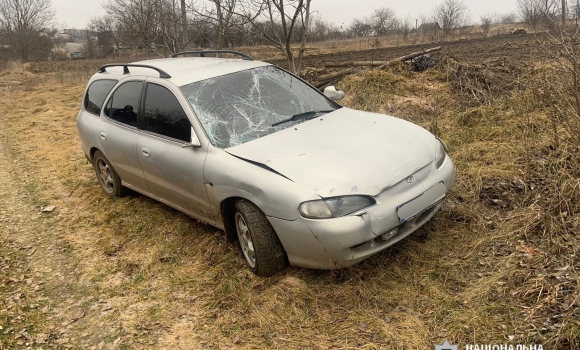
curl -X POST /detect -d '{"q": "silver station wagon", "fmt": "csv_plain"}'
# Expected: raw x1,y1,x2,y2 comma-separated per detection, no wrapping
77,50,455,276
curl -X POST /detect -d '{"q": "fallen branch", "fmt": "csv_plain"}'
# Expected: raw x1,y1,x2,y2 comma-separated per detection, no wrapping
313,46,443,89
325,61,387,68
314,79,340,89
377,46,442,70
316,67,359,82
323,47,442,69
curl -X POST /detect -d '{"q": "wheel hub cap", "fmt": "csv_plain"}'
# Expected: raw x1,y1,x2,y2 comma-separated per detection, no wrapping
235,212,256,268
97,159,114,194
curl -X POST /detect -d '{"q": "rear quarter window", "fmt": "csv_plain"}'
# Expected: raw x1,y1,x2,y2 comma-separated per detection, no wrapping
84,79,117,116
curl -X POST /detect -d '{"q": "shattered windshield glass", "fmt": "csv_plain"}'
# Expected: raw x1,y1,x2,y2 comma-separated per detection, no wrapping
180,65,338,148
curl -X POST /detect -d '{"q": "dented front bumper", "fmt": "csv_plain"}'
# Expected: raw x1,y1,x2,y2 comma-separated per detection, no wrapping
268,156,455,270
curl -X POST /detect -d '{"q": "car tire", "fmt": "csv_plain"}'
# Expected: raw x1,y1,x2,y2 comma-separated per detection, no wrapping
93,150,126,197
234,199,288,277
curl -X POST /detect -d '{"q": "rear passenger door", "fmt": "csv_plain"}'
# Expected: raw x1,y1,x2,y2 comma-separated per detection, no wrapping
136,79,214,222
98,79,150,192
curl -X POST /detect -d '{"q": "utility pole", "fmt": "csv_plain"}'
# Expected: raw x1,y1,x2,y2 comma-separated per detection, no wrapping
181,0,188,46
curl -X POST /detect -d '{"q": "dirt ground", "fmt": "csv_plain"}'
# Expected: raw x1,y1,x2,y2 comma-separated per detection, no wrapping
269,32,549,68
1,32,578,349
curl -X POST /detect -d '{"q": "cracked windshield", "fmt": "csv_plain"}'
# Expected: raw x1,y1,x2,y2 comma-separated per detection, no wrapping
180,65,338,148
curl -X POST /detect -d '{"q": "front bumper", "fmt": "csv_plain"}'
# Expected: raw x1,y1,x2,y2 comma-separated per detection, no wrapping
268,156,455,269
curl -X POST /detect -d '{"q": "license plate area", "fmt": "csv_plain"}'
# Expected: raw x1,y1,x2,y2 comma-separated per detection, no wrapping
397,182,446,223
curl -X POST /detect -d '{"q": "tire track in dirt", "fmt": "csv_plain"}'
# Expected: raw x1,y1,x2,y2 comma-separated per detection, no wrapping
0,123,81,348
0,121,125,349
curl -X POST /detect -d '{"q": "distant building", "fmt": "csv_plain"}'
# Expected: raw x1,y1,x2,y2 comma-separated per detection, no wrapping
54,32,72,41
65,42,84,59
60,28,91,40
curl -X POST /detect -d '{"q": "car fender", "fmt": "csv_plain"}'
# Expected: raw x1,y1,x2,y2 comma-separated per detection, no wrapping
203,145,319,223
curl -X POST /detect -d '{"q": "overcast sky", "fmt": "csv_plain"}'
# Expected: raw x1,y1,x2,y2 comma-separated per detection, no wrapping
52,0,519,29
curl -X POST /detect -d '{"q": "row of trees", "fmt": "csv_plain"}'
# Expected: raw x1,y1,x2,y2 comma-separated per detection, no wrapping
86,0,314,73
2,0,579,68
517,0,577,28
0,0,55,61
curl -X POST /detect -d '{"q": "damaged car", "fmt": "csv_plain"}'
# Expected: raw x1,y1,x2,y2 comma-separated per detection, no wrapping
77,50,455,277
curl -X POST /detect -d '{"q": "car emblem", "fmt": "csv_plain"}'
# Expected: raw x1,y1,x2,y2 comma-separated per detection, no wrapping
406,176,415,183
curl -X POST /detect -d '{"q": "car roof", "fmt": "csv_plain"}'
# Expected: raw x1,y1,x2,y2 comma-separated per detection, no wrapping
96,57,272,87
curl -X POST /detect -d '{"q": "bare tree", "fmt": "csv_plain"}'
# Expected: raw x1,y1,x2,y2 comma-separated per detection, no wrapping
102,0,192,54
232,0,312,75
398,15,413,39
82,31,96,59
500,12,519,23
348,18,373,37
196,0,238,49
104,0,158,50
517,0,559,29
562,0,567,24
573,0,580,18
156,0,190,53
433,0,469,37
88,15,119,57
181,0,188,45
480,13,498,36
371,8,398,36
0,0,55,61
309,15,342,41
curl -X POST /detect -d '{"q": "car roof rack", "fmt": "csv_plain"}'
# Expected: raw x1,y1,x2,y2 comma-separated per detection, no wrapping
97,64,172,78
171,50,253,61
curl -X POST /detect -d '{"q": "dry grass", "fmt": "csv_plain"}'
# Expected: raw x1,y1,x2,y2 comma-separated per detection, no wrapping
0,34,578,350
338,49,580,349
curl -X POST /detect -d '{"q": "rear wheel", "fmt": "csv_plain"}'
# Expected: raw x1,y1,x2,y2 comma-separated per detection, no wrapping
93,150,126,197
234,199,288,277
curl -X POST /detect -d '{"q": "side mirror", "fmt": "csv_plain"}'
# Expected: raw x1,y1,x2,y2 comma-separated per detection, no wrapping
323,86,345,101
182,127,202,148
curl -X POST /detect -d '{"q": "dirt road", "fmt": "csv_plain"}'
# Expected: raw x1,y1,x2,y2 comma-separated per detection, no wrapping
0,121,123,348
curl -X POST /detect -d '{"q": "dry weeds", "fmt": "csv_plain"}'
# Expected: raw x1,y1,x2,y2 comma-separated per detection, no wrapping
0,35,578,350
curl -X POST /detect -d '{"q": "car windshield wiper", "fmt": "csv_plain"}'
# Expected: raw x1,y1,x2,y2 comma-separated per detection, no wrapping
272,110,335,127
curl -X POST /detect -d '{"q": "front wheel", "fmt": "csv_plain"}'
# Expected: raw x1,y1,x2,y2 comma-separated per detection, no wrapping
234,199,288,277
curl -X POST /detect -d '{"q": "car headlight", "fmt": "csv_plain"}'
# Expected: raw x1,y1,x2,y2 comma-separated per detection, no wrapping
434,139,447,169
299,196,376,219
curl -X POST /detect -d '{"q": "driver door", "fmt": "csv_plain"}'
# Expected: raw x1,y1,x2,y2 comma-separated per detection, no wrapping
136,79,214,223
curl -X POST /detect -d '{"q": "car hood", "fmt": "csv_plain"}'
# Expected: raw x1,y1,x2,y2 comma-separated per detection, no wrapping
226,107,436,197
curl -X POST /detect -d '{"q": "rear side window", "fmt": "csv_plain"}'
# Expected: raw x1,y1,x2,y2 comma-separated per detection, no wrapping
105,81,142,128
84,80,117,116
143,83,191,142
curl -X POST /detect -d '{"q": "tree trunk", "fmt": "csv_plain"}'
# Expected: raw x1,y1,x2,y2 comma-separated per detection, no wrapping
180,0,188,46
294,0,311,75
562,0,567,24
325,61,387,68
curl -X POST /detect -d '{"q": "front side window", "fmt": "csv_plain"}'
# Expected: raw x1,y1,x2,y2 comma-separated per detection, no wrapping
180,66,338,148
84,79,117,116
142,83,191,142
105,81,142,127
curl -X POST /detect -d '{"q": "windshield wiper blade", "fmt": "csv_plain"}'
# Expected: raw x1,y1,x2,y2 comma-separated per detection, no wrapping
272,110,335,127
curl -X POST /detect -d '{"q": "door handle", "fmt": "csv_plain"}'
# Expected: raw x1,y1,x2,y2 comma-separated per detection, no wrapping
100,132,107,141
141,147,150,157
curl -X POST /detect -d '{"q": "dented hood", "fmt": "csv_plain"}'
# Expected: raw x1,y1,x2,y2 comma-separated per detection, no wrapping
226,108,437,197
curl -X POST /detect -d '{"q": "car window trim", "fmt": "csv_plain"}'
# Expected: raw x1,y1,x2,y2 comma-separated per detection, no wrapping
141,80,202,146
102,79,145,129
84,79,118,116
139,127,193,145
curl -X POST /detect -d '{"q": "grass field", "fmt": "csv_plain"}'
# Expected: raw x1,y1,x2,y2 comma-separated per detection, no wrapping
0,33,578,349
